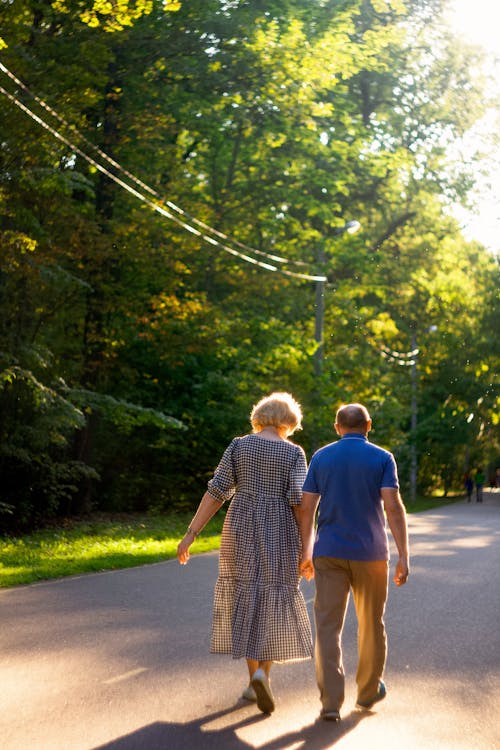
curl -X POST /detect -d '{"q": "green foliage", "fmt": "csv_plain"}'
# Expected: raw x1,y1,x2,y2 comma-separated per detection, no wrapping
0,0,498,529
69,388,184,434
0,365,95,530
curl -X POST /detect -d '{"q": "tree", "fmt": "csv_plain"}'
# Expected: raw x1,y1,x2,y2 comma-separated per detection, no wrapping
0,0,497,529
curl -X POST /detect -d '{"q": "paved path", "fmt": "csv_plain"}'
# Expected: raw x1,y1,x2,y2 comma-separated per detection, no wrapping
1,493,499,750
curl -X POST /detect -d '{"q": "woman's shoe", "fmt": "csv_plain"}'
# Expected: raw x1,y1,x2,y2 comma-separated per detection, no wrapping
251,668,275,714
241,685,257,702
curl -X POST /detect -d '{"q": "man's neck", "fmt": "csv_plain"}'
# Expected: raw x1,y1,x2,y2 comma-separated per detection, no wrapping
337,428,369,437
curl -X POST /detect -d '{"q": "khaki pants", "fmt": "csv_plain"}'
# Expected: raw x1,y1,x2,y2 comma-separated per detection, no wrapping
313,557,389,712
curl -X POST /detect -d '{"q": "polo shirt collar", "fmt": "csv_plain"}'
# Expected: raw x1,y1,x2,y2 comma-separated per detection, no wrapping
340,433,368,441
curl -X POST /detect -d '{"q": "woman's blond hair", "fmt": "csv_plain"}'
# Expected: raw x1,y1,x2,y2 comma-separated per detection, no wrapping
250,392,303,434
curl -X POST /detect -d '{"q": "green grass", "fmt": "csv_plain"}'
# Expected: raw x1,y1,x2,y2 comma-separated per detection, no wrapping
0,512,224,588
0,495,462,588
404,494,460,513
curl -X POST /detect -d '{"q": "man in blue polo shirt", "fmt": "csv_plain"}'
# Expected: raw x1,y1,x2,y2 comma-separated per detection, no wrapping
298,403,409,722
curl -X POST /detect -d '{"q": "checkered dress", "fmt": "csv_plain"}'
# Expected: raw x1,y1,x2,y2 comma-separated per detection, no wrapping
208,434,313,662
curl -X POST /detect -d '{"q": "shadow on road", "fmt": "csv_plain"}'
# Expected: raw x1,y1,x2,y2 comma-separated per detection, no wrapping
92,703,370,750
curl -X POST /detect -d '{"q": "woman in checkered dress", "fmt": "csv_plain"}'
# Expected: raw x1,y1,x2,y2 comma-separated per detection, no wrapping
177,392,313,713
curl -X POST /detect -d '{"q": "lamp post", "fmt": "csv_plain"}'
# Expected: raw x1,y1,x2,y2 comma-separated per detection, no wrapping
409,331,418,503
311,220,361,451
313,220,361,377
378,324,437,502
408,325,438,503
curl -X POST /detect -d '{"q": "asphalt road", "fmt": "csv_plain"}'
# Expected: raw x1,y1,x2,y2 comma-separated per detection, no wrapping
1,493,499,750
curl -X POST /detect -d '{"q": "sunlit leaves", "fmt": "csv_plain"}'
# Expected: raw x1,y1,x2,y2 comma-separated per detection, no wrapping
50,0,181,33
0,0,498,526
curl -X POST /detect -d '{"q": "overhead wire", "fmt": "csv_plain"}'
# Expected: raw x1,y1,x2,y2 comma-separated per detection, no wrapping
0,62,300,267
0,62,327,282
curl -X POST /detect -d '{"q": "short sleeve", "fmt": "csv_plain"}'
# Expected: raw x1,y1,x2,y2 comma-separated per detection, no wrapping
207,438,238,504
287,446,308,506
381,452,399,489
302,455,319,494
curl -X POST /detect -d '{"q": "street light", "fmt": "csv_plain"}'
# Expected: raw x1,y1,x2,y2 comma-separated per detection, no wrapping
409,325,437,502
314,220,361,377
380,325,437,503
341,220,361,235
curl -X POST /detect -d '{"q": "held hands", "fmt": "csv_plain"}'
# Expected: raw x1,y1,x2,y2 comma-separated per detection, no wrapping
299,558,315,581
393,557,409,587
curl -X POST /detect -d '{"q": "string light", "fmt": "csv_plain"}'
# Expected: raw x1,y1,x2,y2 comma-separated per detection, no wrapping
379,343,419,366
364,336,419,366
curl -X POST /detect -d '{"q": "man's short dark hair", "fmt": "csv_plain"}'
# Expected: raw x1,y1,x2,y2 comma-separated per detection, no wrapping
336,403,371,429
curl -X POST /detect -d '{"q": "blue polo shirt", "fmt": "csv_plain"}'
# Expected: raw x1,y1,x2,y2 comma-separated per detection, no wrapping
303,433,399,561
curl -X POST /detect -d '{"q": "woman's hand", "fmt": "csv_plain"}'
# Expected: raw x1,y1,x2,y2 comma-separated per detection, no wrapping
177,535,193,565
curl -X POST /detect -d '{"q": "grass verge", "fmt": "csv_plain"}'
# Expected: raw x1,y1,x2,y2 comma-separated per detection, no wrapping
0,512,224,588
0,495,461,588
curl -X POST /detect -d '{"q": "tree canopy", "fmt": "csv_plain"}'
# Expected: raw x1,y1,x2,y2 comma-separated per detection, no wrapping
1,0,498,531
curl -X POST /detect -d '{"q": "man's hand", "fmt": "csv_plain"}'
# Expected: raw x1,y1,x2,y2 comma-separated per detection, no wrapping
297,491,320,581
393,557,409,586
382,488,410,587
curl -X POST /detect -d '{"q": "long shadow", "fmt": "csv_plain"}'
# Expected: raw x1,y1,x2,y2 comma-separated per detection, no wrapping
92,705,264,750
258,709,369,750
92,703,370,750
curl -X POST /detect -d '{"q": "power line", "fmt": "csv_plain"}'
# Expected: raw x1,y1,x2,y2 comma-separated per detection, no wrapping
0,63,327,282
0,62,302,267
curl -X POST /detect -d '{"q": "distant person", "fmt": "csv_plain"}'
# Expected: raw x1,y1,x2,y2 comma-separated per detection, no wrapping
464,473,474,502
474,468,485,502
177,392,313,714
298,403,409,722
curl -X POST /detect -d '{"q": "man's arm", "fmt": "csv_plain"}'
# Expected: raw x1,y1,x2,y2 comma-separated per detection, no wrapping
381,487,410,586
295,491,320,580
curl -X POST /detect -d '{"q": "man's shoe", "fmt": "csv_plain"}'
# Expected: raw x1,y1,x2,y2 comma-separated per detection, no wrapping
356,680,387,710
241,685,257,702
251,668,275,714
320,709,341,722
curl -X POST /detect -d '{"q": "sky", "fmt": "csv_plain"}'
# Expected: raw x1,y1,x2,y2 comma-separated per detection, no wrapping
446,0,498,54
445,0,499,253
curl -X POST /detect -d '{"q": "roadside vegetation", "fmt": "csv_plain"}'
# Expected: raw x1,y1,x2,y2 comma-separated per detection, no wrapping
0,496,460,588
1,1,498,539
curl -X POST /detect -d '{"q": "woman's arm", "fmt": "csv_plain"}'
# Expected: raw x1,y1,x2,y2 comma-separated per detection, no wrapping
176,492,222,565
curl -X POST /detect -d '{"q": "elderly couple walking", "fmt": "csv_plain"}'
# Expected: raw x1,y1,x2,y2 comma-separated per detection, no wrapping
177,392,410,722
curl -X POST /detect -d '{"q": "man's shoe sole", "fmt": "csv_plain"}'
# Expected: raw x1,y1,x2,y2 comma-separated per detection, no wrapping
321,710,341,721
